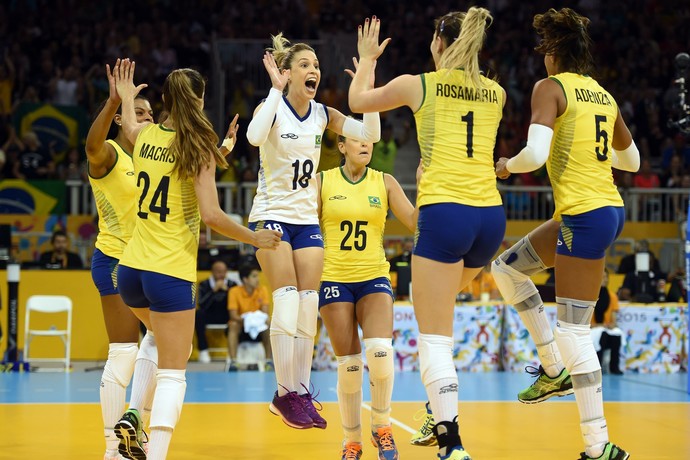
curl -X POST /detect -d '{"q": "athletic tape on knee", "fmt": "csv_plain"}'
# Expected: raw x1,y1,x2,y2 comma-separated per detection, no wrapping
296,290,318,338
270,286,299,337
102,343,138,387
149,369,186,430
556,296,595,325
491,258,539,305
513,292,543,313
137,331,157,365
337,354,363,394
571,370,602,389
418,334,456,386
364,338,394,380
498,236,548,276
554,320,601,375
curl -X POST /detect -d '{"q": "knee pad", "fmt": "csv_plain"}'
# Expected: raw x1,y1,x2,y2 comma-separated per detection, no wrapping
554,320,601,375
337,354,363,394
296,290,318,338
556,296,595,325
364,338,394,381
491,258,539,305
149,369,186,430
137,331,157,365
103,343,138,387
270,286,299,337
417,334,456,386
497,236,548,276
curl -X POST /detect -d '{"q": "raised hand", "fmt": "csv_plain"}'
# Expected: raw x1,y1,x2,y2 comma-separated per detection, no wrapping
262,51,289,92
344,56,377,88
254,229,282,249
106,59,121,104
113,58,148,100
357,16,391,61
222,113,240,152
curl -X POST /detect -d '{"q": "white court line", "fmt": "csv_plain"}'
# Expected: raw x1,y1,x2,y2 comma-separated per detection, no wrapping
361,402,417,435
328,386,417,435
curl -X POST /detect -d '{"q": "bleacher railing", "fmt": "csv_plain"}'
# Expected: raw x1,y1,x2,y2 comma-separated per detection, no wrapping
66,181,689,223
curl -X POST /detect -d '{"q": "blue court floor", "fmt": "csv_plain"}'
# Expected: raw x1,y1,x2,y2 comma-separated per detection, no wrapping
1,370,688,404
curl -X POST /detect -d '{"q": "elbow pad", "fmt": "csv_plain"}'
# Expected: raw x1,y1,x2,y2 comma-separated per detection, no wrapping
506,124,553,173
611,141,640,172
341,112,381,142
246,88,282,146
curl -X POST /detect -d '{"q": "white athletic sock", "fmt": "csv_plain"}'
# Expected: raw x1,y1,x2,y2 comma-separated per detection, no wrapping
100,342,137,452
294,336,314,394
270,287,300,396
337,354,363,443
518,306,564,377
295,290,318,394
147,427,173,460
364,338,394,427
129,331,157,428
129,358,157,428
426,377,458,423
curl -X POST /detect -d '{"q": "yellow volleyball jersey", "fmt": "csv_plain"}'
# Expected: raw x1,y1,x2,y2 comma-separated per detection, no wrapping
320,167,390,283
547,73,623,220
414,69,504,207
119,124,200,282
89,140,136,259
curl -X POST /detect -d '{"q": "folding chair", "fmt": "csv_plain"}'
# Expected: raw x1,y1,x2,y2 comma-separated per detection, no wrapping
23,295,72,371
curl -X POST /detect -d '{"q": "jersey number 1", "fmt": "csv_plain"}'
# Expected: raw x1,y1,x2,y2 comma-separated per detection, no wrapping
137,171,171,222
461,111,474,158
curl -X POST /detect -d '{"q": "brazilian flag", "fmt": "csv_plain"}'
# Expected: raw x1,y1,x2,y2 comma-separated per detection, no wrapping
0,180,64,214
13,102,88,153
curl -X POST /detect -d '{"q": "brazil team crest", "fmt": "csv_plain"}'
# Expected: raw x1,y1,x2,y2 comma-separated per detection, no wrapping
315,135,322,147
368,196,381,208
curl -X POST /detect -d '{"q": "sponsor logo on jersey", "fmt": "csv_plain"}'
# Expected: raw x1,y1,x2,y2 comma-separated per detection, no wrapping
329,195,347,200
368,196,381,208
280,133,298,139
126,171,135,176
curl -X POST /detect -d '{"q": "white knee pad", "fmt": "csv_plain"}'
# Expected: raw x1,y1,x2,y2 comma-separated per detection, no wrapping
296,290,318,338
149,369,186,430
417,334,456,386
103,343,138,387
364,338,394,381
491,258,539,305
554,320,601,375
270,286,299,337
337,354,363,394
137,331,157,365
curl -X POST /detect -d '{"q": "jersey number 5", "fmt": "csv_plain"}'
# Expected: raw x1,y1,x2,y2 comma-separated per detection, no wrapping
594,115,609,161
137,171,171,222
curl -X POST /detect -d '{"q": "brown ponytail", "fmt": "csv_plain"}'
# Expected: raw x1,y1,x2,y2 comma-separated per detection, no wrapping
162,68,226,180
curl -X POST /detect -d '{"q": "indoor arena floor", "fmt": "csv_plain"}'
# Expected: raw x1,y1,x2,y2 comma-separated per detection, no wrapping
0,370,688,459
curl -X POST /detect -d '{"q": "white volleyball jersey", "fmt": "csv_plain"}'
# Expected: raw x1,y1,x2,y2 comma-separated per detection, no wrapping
248,97,328,225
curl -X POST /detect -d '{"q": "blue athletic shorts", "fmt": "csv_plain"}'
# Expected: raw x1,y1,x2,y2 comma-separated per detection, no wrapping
91,248,119,296
557,206,625,259
249,221,323,250
318,277,394,309
117,265,196,312
414,203,506,267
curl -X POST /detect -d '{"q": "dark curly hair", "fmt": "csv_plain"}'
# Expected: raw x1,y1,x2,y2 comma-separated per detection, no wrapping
533,8,594,76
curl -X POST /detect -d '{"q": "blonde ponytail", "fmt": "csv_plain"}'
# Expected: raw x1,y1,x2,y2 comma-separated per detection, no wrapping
267,32,315,93
438,7,493,89
163,68,227,181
